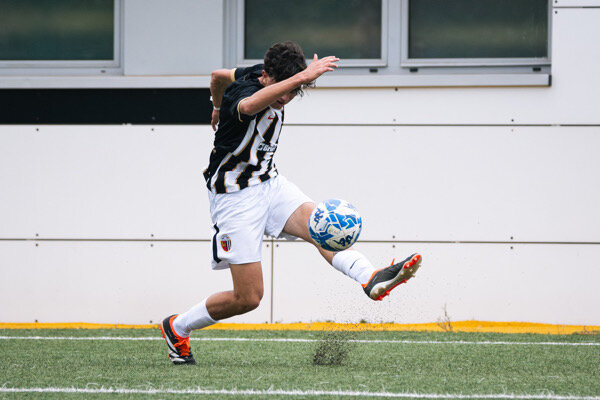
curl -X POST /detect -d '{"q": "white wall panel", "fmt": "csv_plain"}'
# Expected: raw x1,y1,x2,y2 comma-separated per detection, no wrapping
4,239,598,325
272,242,600,325
276,125,600,242
123,0,222,75
0,125,214,239
2,125,598,242
285,86,550,125
550,8,600,123
0,241,272,324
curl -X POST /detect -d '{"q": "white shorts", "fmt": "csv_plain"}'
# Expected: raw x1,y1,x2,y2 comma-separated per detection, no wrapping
208,175,312,270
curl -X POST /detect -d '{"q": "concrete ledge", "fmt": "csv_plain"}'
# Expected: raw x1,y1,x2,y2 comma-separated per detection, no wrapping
316,74,551,88
0,75,211,89
0,73,550,89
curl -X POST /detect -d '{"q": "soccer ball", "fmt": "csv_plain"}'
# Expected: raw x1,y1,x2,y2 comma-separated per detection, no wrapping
308,199,362,251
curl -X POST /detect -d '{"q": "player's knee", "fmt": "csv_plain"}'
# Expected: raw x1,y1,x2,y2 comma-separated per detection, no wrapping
235,290,263,313
238,297,261,313
245,296,262,312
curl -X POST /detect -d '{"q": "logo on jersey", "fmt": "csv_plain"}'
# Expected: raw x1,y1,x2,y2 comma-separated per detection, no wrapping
220,234,231,252
257,142,277,152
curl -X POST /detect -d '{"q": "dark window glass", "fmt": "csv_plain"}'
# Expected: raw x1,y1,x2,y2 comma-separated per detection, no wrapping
409,0,548,59
0,0,114,61
245,0,382,60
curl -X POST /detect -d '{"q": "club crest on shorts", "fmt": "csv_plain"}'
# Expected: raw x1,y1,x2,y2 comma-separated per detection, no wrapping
220,234,231,252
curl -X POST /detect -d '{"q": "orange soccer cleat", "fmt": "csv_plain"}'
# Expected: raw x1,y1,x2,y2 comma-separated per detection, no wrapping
159,314,196,365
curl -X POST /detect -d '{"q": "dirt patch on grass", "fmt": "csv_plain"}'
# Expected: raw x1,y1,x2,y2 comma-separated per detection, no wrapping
312,330,355,366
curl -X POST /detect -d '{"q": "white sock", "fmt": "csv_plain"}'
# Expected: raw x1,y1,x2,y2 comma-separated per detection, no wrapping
172,298,218,338
331,250,376,285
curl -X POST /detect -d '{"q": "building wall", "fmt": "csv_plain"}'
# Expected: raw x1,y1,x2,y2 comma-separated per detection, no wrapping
123,0,223,75
0,3,599,325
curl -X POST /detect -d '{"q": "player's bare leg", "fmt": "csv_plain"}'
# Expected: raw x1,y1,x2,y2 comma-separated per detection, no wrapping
205,262,264,320
283,202,336,263
160,262,263,365
282,202,422,300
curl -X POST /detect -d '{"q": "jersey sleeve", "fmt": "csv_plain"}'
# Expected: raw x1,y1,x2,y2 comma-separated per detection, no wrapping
233,67,248,80
234,64,264,81
226,82,261,123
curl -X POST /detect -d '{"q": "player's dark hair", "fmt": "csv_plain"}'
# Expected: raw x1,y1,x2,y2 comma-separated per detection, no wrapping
263,41,314,96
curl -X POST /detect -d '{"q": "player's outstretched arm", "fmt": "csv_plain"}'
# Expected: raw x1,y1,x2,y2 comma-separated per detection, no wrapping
300,54,340,84
210,69,235,131
239,55,339,117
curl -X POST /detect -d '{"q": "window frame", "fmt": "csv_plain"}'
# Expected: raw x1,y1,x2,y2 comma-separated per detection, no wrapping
233,0,389,68
0,0,122,72
224,0,551,87
399,0,552,67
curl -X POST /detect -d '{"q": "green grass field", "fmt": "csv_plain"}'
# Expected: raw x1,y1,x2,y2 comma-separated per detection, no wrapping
1,328,599,399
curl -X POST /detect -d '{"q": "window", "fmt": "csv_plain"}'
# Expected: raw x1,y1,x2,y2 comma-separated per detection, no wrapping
224,0,552,86
0,0,120,69
238,0,386,67
402,0,550,66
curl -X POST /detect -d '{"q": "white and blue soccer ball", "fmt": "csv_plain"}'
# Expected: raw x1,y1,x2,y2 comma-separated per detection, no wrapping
308,199,363,251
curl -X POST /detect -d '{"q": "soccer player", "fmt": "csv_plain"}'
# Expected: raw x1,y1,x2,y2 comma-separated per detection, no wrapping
160,41,422,365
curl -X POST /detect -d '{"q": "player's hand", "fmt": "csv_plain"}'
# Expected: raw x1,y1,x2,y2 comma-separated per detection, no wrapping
300,54,339,84
211,109,219,131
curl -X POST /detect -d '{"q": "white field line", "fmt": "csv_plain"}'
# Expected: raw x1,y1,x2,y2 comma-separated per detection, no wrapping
0,336,599,346
0,387,598,399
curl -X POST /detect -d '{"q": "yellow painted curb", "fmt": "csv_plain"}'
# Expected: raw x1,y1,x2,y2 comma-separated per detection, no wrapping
0,323,156,330
1,321,599,335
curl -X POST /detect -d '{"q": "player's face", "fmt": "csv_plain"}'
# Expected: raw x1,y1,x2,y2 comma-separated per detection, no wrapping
270,91,297,109
261,71,298,109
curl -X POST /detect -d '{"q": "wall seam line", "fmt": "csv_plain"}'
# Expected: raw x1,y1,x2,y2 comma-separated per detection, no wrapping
1,238,599,245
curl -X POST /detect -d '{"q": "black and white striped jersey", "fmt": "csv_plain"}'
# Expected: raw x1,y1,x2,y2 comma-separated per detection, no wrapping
204,64,285,194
